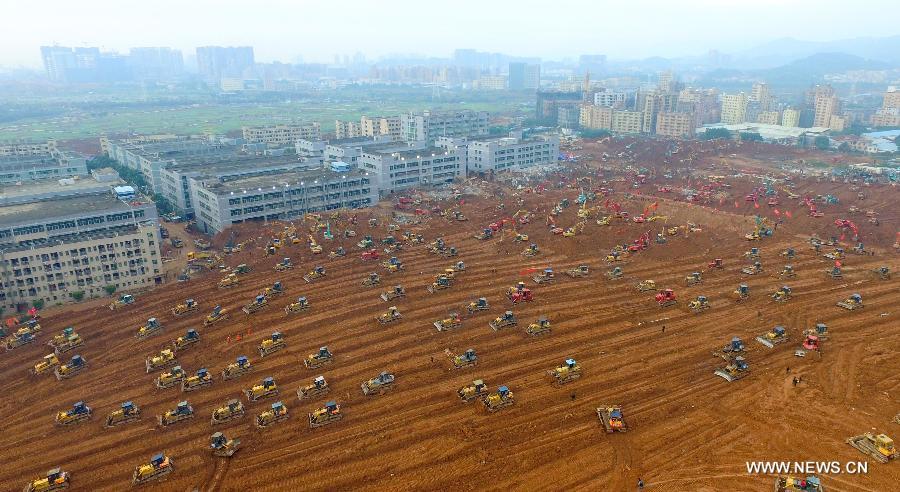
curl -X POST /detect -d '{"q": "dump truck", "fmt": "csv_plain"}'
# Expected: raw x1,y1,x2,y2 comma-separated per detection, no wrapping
55,355,87,380
837,293,863,310
55,401,92,426
210,432,241,457
146,349,177,373
526,317,552,336
245,377,279,402
156,366,186,389
211,399,246,425
297,375,330,400
182,368,213,392
381,286,406,302
285,296,310,314
171,299,198,317
258,332,286,357
222,356,251,380
446,348,477,368
714,355,750,382
548,359,581,385
173,329,200,352
376,306,402,324
158,401,194,426
23,467,70,492
490,311,517,330
846,433,898,463
458,380,489,402
756,325,789,348
256,401,289,428
597,405,628,433
483,386,514,412
105,401,141,427
203,306,229,326
361,372,395,396
434,312,462,331
131,453,172,485
308,401,343,428
304,347,333,369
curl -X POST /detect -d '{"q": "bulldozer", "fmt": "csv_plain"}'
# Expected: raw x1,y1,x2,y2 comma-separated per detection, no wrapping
874,266,891,280
655,233,667,244
171,299,198,317
377,306,402,324
548,359,581,385
132,453,172,485
135,318,163,339
514,233,529,242
772,286,793,302
108,294,135,310
847,433,898,463
781,247,796,260
381,285,406,302
47,327,75,349
636,279,656,292
362,272,381,287
55,355,87,380
713,337,745,360
449,261,466,272
773,475,823,492
733,284,750,302
826,264,843,279
428,275,453,293
328,246,346,259
31,353,60,376
158,401,194,427
172,329,200,352
597,215,612,226
744,247,760,260
490,311,517,330
203,306,229,326
23,467,70,492
218,273,240,289
105,401,141,427
53,333,84,356
824,248,845,260
222,356,251,381
285,296,310,314
522,243,539,257
756,325,788,348
274,257,293,271
458,379,489,402
474,228,493,240
446,348,477,368
245,377,279,401
146,349,177,373
243,295,268,314
303,266,326,283
779,264,796,278
440,246,458,258
309,401,343,428
263,281,284,299
533,268,555,284
483,386,514,412
837,293,863,310
156,366,186,389
526,317,552,336
361,371,395,395
434,312,462,331
684,271,702,286
707,258,723,270
714,355,750,382
382,257,404,272
688,295,710,313
566,265,590,278
211,399,246,425
298,375,331,400
606,266,624,280
606,251,626,263
655,289,677,307
55,401,92,426
182,368,213,392
210,432,241,457
233,264,251,275
304,346,333,369
466,297,489,313
361,248,380,261
357,235,374,248
741,261,763,275
258,332,286,357
597,405,628,433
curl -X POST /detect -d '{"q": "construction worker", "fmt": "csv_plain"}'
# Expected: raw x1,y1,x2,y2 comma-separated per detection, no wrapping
637,478,644,490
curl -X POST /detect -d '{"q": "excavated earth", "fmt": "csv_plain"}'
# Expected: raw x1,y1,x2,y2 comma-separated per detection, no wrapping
2,139,898,491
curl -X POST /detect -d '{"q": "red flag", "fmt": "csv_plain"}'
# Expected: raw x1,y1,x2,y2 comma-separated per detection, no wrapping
785,211,792,218
28,307,37,316
835,260,842,268
235,334,242,342
773,209,780,216
754,202,760,209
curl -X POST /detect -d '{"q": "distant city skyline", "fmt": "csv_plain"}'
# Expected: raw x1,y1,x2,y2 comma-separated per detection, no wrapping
2,0,900,68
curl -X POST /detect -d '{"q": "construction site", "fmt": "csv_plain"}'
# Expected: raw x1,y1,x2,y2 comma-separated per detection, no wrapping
4,136,899,491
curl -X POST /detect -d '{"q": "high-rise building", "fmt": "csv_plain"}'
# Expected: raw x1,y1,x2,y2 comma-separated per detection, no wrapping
721,93,749,124
756,111,781,125
814,93,841,128
655,112,695,138
509,62,540,90
196,46,255,82
678,88,720,125
40,46,132,83
871,87,900,127
781,108,800,127
594,90,626,108
128,47,184,80
579,105,614,130
611,111,643,134
884,87,900,109
749,82,772,111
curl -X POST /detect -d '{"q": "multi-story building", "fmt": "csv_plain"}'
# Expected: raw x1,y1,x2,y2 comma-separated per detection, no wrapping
190,165,376,234
557,106,580,129
128,47,184,81
40,46,133,83
536,91,583,120
655,112,695,138
465,134,559,173
749,82,773,111
871,108,900,127
781,109,800,127
579,105,614,130
241,124,321,147
334,120,363,139
721,93,749,125
105,136,235,191
593,90,626,108
756,111,781,125
611,110,643,134
677,88,720,125
195,46,255,82
474,76,507,90
360,116,402,140
883,87,900,109
0,140,58,156
0,149,87,185
509,62,540,90
400,110,489,142
814,94,841,128
0,177,161,311
359,145,463,194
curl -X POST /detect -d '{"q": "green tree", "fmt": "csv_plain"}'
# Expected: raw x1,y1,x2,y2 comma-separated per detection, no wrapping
152,194,175,215
701,128,731,140
739,132,763,142
32,299,45,310
580,129,612,139
814,136,831,150
69,291,85,301
104,285,117,295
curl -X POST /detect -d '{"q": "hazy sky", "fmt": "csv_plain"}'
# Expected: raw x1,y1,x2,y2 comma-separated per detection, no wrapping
3,0,899,67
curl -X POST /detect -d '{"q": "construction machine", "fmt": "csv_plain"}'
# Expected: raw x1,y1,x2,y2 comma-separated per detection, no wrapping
171,299,198,317
605,251,626,264
210,432,241,457
105,401,142,427
636,279,656,292
55,355,86,380
483,386,515,412
773,475,824,492
362,272,381,287
756,325,789,348
466,297,489,313
526,317,552,336
376,306,402,324
381,285,406,302
446,348,477,368
522,243,539,257
772,286,793,302
357,235,374,249
108,294,135,310
23,468,70,492
427,275,453,294
31,353,60,376
566,265,590,278
285,296,310,314
298,376,330,400
684,271,703,286
305,346,334,369
233,264,251,275
514,233,529,242
713,337,745,360
55,401,92,426
222,356,251,380
263,281,284,299
781,247,796,259
182,368,213,392
309,401,343,428
47,327,76,349
274,257,293,271
744,247,760,260
714,355,750,382
874,266,891,280
837,293,863,310
533,268,555,284
360,249,380,262
824,248,845,261
303,266,326,283
606,266,624,280
382,256,404,273
218,273,240,289
440,246,458,258
245,377,279,401
548,359,581,385
203,306,229,326
846,433,898,463
508,285,534,303
742,261,763,275
329,247,346,259
156,366,186,389
53,333,83,356
474,228,493,240
688,295,710,313
243,295,268,315
490,311,517,330
132,453,173,485
434,312,462,331
211,400,246,425
655,289,677,307
135,318,163,339
158,401,194,427
733,284,750,302
361,371,396,395
801,333,820,352
449,261,466,272
146,349,176,373
458,380,489,402
172,329,200,352
655,233,667,244
258,332,286,357
779,264,796,278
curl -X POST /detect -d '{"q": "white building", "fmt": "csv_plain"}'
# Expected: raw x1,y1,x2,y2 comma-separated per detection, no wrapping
594,90,627,108
400,110,490,142
359,145,463,195
464,134,560,173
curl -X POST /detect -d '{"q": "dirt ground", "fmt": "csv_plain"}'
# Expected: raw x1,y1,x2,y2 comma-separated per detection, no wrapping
2,138,898,492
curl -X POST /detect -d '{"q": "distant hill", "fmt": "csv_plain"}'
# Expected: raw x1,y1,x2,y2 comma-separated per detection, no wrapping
758,52,891,83
738,35,900,67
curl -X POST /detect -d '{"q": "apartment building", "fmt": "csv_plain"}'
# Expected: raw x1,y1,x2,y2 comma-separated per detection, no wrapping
509,62,540,90
465,134,559,173
655,112,695,138
106,136,234,191
0,140,58,156
360,115,402,140
0,178,161,311
756,111,781,125
241,124,321,147
579,105,614,130
400,110,490,142
190,166,376,234
781,109,800,127
593,90,626,108
359,145,463,194
0,150,88,184
611,110,643,134
721,93,748,125
749,82,773,111
871,88,900,127
677,88,720,125
814,94,842,128
334,120,362,139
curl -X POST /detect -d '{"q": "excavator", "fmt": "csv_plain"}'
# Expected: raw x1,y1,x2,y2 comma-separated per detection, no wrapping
222,356,252,381
298,376,330,400
483,386,515,412
158,401,194,426
245,377,279,402
548,359,581,385
258,332,286,357
210,432,241,457
305,346,333,369
55,401,92,426
23,468,70,492
132,453,173,485
211,399,246,425
309,401,343,428
105,401,141,427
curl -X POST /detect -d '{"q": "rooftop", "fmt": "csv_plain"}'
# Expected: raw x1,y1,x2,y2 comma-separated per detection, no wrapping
0,192,150,227
698,123,830,140
200,167,371,195
0,176,124,206
165,153,304,173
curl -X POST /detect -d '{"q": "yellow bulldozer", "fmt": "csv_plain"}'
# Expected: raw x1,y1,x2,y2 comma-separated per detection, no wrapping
636,279,656,292
304,346,333,369
285,296,310,314
54,355,87,380
108,294,135,310
182,368,213,392
135,318,163,339
145,348,177,373
376,306,402,324
55,401,92,426
204,306,229,326
548,359,581,385
847,433,898,463
458,380,489,402
171,298,198,317
245,377,279,401
566,265,589,278
105,401,141,427
221,356,252,381
211,399,245,425
156,366,186,389
297,375,330,400
210,432,241,457
132,453,173,485
525,317,551,336
258,332,286,357
30,354,60,376
308,401,342,428
256,401,289,428
218,273,240,289
483,386,514,412
158,401,194,427
433,312,462,332
23,468,70,492
53,333,83,355
445,348,477,368
172,329,200,352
